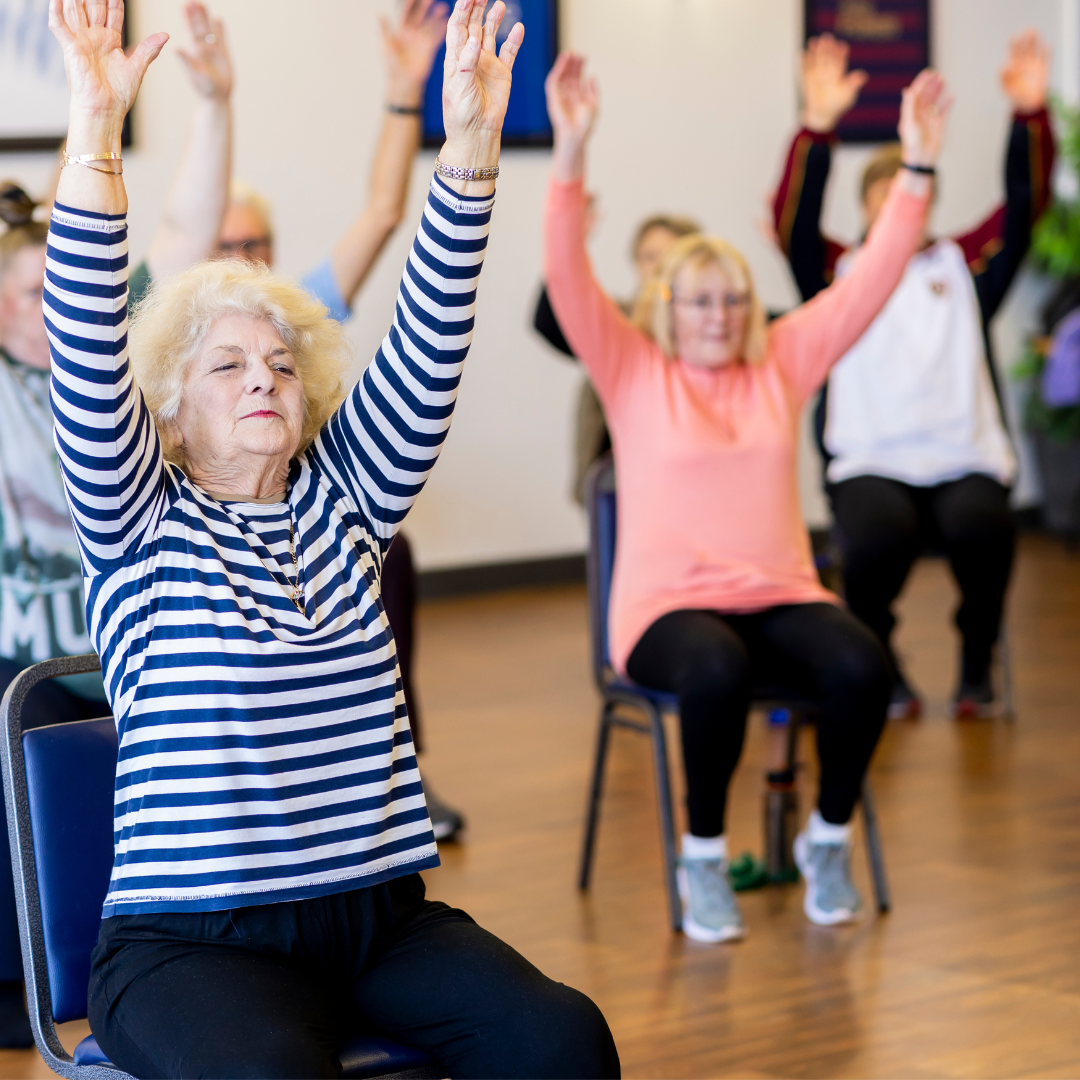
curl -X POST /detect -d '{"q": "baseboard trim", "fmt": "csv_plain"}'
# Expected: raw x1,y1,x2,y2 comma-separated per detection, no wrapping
418,553,586,600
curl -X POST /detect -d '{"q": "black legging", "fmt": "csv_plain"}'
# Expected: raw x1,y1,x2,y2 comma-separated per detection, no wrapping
89,874,619,1080
829,473,1015,683
626,603,890,835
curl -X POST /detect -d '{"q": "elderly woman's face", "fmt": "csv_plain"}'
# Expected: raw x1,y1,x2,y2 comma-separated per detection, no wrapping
176,315,305,480
671,261,749,370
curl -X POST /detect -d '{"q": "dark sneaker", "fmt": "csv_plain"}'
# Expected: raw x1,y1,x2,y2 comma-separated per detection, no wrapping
953,675,995,719
794,831,862,926
887,672,922,720
423,778,465,842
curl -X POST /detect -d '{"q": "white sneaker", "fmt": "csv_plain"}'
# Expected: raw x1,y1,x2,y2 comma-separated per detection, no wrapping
794,830,862,926
677,857,746,943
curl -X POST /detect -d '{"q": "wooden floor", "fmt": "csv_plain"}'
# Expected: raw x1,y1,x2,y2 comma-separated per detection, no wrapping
4,534,1079,1078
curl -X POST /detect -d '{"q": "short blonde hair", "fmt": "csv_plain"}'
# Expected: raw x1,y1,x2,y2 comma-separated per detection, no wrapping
129,259,348,470
632,234,767,361
860,143,904,202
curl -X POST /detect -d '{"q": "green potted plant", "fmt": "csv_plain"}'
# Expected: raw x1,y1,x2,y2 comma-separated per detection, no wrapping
1017,100,1080,535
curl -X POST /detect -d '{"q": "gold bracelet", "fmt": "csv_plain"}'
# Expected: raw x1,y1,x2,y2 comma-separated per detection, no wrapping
62,151,123,175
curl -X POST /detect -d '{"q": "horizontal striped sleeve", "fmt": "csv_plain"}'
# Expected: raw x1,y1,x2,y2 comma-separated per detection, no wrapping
312,175,493,544
44,202,166,572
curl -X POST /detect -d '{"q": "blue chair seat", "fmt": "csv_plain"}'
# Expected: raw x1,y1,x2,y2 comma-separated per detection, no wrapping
74,1032,434,1079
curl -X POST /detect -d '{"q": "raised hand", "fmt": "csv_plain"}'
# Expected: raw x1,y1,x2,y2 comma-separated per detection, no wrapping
546,53,598,147
800,34,867,133
382,0,450,101
1001,29,1050,112
176,2,232,101
441,0,523,148
898,69,953,168
49,0,168,123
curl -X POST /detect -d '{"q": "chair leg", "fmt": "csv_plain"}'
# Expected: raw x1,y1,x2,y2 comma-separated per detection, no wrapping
578,702,614,891
998,627,1016,722
648,706,682,932
860,778,890,914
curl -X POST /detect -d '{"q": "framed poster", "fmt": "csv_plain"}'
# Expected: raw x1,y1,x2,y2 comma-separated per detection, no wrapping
1,0,130,151
804,0,931,143
422,0,557,149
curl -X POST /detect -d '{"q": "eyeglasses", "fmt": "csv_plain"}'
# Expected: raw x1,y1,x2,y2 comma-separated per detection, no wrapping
217,236,273,259
672,293,750,313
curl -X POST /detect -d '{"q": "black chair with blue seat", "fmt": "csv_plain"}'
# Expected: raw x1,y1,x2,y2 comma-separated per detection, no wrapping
0,653,440,1080
578,454,890,932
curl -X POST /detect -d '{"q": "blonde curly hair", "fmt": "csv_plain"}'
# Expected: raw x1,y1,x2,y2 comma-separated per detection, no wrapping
128,259,348,470
633,234,767,363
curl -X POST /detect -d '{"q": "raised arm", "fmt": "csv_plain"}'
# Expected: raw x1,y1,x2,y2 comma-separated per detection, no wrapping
773,35,864,301
325,0,449,311
953,30,1054,323
770,69,948,402
45,0,169,569
313,0,522,545
543,53,646,404
142,3,232,281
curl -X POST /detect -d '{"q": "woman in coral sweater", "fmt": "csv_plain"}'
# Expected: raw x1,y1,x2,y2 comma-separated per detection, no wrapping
544,54,950,943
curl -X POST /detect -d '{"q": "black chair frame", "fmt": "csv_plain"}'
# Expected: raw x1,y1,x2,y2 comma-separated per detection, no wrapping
578,455,890,932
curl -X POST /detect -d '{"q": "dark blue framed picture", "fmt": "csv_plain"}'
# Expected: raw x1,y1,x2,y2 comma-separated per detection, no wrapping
804,0,931,143
423,0,558,149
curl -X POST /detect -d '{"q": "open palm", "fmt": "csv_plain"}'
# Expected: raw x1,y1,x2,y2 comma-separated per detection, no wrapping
545,53,598,147
383,0,450,90
49,0,168,119
801,34,868,132
442,0,524,141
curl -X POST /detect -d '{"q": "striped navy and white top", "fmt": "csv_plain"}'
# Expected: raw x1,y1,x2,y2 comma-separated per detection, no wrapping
44,176,492,916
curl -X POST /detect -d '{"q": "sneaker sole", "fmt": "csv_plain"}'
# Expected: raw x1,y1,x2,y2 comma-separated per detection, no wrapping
676,868,746,943
793,835,861,927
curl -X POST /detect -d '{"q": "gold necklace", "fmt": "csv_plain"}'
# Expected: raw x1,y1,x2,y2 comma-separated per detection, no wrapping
286,517,304,614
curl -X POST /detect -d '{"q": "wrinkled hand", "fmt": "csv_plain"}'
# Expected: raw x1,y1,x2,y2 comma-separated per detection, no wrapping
382,0,450,97
545,52,598,151
441,0,523,145
176,2,231,101
1001,29,1050,112
49,0,168,120
800,34,867,133
898,69,952,168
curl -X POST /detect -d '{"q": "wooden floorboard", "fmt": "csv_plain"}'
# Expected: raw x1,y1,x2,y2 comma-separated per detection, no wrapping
3,533,1078,1078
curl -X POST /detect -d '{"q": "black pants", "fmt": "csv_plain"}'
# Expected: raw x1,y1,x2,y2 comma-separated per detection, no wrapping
626,603,890,835
830,474,1015,683
88,875,620,1080
0,657,107,983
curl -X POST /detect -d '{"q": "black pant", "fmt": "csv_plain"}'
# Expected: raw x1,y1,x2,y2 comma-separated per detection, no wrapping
626,603,890,835
88,875,620,1080
829,474,1015,683
0,657,107,983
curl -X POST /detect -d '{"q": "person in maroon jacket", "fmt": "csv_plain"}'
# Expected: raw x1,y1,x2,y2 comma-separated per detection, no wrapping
772,31,1054,719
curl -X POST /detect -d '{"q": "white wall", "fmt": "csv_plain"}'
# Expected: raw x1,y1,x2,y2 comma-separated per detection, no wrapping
4,0,1071,567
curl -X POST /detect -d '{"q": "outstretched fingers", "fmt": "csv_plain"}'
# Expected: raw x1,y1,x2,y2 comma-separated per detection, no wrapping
483,1,504,53
498,20,524,70
48,0,76,46
105,0,123,33
445,0,475,65
62,0,88,31
129,30,169,80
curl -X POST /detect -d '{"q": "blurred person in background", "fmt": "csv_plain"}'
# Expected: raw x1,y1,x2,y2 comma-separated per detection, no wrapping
773,31,1053,719
0,1,233,1044
545,52,948,943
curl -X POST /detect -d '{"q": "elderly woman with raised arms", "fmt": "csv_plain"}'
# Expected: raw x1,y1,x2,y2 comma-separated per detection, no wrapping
45,1,619,1077
544,54,950,944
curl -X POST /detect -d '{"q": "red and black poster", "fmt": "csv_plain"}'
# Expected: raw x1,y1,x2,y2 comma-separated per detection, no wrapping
805,0,931,143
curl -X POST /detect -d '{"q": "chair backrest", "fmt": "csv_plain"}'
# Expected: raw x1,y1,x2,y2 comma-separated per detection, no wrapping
585,453,617,688
1,654,119,1076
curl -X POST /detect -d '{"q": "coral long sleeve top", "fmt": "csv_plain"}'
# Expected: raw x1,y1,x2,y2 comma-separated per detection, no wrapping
544,177,930,673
